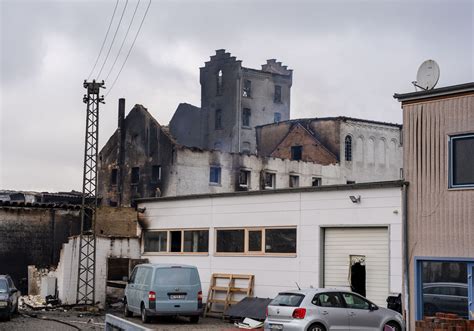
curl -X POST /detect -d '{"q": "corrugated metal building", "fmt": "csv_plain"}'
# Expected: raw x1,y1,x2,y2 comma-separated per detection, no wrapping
394,82,474,327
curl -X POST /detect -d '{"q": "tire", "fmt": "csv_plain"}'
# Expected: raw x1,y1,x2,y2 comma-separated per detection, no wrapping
13,301,19,314
190,315,199,323
141,303,151,324
307,323,326,331
123,299,132,317
384,321,402,331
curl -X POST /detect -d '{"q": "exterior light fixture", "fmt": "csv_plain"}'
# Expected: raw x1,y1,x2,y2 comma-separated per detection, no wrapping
349,195,361,204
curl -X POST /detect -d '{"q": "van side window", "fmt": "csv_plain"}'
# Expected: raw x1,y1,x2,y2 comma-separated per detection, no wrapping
129,268,137,284
144,268,152,285
134,267,146,285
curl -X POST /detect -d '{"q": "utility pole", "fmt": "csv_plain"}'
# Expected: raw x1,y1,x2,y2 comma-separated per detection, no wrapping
76,80,105,305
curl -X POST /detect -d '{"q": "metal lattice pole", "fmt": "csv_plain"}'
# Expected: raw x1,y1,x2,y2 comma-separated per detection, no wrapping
76,80,104,305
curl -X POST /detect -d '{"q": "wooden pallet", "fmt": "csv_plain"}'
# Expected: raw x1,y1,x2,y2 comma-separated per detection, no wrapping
204,273,254,318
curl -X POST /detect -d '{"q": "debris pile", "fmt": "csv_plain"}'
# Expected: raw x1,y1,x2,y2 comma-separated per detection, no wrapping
415,313,474,330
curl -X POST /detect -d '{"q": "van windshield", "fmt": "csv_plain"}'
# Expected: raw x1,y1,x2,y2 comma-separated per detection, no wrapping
154,268,198,286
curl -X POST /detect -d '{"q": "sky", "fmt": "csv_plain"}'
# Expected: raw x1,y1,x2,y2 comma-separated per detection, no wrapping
1,0,473,192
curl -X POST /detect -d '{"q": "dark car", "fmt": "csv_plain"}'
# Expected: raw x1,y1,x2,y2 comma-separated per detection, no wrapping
423,282,468,318
0,275,20,321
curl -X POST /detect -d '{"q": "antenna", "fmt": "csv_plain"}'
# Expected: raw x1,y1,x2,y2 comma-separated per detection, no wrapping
412,59,440,91
295,282,301,290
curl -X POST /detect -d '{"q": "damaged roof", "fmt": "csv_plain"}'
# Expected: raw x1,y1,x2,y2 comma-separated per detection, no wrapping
256,116,402,129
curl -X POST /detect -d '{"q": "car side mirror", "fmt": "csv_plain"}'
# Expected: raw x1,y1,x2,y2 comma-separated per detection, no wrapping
369,303,378,311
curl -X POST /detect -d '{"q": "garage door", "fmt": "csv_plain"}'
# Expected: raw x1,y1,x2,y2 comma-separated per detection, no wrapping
324,227,389,306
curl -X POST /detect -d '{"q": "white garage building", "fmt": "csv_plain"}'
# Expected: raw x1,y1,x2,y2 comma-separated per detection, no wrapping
136,181,404,307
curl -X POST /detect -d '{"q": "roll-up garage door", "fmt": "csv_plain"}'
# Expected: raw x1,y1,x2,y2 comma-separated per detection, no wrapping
324,227,389,306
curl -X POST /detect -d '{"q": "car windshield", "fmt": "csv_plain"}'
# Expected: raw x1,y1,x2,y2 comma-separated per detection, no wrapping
153,268,197,286
270,293,305,307
0,279,8,293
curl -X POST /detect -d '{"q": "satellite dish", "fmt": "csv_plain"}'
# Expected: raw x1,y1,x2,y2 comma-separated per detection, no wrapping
413,60,440,90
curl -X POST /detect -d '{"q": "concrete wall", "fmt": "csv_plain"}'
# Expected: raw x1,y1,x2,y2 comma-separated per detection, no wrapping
138,184,403,306
162,148,342,196
55,235,140,308
340,120,402,183
0,206,80,293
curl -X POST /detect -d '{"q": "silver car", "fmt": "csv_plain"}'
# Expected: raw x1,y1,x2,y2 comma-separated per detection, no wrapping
264,289,405,331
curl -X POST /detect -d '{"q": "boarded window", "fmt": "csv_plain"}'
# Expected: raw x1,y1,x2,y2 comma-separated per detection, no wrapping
131,167,140,184
243,79,251,98
183,230,209,253
216,229,245,252
215,109,222,130
152,165,161,182
144,231,167,252
210,166,221,184
274,85,282,103
242,108,251,127
345,136,352,161
449,134,474,188
274,112,281,123
265,228,297,253
289,175,299,188
291,146,302,161
111,168,118,185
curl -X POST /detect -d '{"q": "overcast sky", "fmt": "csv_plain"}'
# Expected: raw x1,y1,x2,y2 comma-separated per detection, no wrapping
1,0,473,192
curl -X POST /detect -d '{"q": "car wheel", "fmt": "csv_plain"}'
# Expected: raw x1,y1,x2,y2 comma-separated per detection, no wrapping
141,304,150,323
307,323,326,331
190,315,199,323
385,321,401,331
123,299,132,317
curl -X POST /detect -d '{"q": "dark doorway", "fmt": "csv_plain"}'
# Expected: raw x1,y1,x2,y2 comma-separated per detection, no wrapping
350,255,366,297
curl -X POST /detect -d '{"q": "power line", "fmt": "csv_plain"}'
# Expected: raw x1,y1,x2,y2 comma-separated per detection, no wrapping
104,0,141,82
87,0,119,81
96,0,130,80
106,0,151,97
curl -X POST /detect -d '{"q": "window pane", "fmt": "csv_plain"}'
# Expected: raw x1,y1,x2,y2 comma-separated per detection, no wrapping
342,293,370,310
152,165,161,182
111,168,118,185
274,85,282,103
274,112,281,123
183,230,209,253
313,293,343,308
271,293,304,307
452,136,474,186
291,146,302,160
170,231,182,252
216,229,245,252
210,167,221,184
154,268,199,286
265,228,296,253
131,167,140,184
144,231,167,252
421,261,468,319
248,230,262,251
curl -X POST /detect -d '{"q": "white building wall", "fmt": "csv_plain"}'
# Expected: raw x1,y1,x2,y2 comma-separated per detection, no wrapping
138,185,402,306
55,236,140,308
340,121,402,183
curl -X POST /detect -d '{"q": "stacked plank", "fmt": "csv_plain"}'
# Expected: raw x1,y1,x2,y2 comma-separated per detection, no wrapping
416,313,474,331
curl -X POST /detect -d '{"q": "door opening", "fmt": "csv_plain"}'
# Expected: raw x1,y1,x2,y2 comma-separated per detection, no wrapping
349,255,366,297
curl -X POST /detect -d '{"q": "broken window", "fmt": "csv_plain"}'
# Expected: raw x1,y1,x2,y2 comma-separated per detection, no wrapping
217,70,223,95
274,112,281,123
347,180,356,184
215,109,222,130
107,258,129,281
209,166,221,184
243,79,252,98
242,108,251,127
170,231,182,252
109,200,118,207
264,172,275,189
345,135,352,161
183,230,209,253
312,177,321,187
289,175,299,188
131,167,140,184
274,85,282,103
216,229,245,253
248,230,262,252
151,165,161,183
242,141,251,154
265,228,296,253
291,146,302,161
239,169,251,187
144,231,167,252
111,168,118,185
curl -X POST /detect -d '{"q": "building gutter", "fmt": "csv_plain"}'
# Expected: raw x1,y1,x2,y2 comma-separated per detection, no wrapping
393,82,474,102
402,182,410,326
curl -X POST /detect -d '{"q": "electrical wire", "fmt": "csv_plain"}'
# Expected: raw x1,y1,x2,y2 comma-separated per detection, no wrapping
104,0,141,82
106,0,151,97
96,0,130,80
87,0,119,81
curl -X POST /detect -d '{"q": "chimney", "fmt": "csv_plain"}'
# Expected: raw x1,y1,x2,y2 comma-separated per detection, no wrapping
118,98,125,130
117,98,126,207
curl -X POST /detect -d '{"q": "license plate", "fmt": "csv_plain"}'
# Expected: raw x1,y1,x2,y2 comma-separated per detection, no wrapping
270,324,283,330
169,294,185,300
0,302,7,307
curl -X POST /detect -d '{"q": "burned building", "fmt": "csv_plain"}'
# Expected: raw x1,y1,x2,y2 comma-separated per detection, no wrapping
170,49,292,154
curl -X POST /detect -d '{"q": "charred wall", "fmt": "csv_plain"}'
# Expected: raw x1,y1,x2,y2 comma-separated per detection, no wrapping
0,206,80,293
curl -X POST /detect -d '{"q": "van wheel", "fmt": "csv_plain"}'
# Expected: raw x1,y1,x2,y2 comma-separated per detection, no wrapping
123,298,132,317
307,323,326,331
141,303,150,323
190,315,199,323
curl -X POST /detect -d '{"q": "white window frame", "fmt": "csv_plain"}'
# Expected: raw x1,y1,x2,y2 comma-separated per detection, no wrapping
264,171,276,189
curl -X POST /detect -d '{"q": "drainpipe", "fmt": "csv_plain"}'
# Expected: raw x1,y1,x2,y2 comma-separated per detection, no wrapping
402,182,410,328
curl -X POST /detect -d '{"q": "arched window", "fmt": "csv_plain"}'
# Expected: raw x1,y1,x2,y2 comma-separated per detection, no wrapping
345,135,352,161
217,70,223,95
